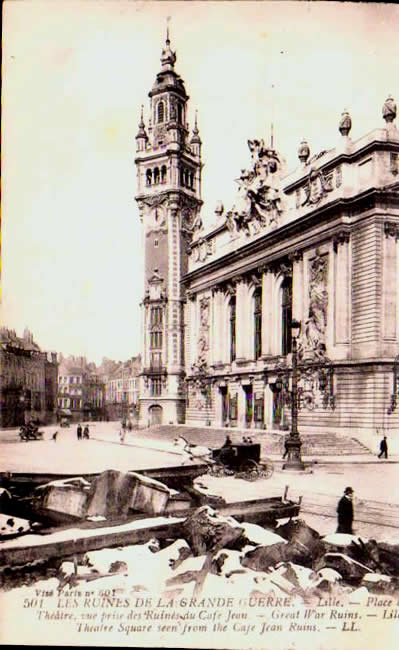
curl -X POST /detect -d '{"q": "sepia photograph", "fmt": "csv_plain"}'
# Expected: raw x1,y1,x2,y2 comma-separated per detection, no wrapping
1,1,399,648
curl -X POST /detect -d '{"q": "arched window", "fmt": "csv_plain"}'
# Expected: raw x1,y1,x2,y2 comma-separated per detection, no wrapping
190,172,194,189
177,103,183,124
281,277,293,356
153,167,160,184
146,169,152,186
161,165,167,184
157,101,165,124
254,288,262,360
229,296,236,362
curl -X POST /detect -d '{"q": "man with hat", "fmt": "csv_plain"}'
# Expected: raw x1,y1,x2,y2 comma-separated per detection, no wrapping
336,487,354,534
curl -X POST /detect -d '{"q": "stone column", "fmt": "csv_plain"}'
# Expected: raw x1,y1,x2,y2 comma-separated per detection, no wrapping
261,268,273,356
237,383,246,428
383,223,398,341
210,288,219,365
290,252,304,326
235,278,246,361
333,232,351,346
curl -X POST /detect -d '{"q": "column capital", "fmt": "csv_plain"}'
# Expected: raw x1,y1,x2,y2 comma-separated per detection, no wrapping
384,221,399,240
333,230,351,251
288,250,303,263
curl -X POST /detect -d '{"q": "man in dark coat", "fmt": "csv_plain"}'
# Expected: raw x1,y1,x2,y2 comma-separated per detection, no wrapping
336,487,354,534
77,423,82,440
378,436,388,459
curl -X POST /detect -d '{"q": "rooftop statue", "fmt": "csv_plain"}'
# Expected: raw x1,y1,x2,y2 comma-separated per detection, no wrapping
225,139,285,237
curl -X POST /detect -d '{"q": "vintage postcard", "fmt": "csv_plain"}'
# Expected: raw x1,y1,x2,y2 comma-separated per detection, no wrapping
2,1,399,648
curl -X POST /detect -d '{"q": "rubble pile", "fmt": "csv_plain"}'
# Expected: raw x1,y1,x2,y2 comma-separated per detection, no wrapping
11,506,397,602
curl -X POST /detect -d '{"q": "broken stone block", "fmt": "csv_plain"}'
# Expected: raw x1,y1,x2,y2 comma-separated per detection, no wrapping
128,472,171,515
276,518,322,556
373,542,399,576
85,470,137,518
313,567,342,591
182,506,244,555
36,477,91,518
362,572,394,593
277,562,318,592
241,542,293,571
0,514,32,538
164,490,192,513
240,522,288,548
314,552,372,583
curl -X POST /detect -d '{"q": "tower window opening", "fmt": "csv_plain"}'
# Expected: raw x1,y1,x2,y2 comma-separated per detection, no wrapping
161,165,167,184
151,306,163,326
180,167,184,186
146,169,152,186
153,167,160,184
151,378,162,396
157,100,165,124
154,239,159,248
190,172,194,189
184,169,189,187
178,103,183,124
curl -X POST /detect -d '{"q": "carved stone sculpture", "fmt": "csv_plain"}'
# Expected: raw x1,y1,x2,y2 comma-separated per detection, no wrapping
225,139,285,237
300,251,329,360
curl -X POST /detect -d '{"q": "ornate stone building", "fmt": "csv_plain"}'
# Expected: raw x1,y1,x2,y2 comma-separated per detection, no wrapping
137,38,399,443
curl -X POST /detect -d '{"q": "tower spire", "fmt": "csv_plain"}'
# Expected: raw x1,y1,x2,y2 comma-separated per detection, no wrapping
161,22,176,70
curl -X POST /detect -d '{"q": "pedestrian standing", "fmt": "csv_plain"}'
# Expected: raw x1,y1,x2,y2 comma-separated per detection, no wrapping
336,486,354,534
77,423,82,440
83,425,90,439
378,435,388,459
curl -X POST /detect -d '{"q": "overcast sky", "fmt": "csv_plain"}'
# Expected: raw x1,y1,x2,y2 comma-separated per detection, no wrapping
2,0,398,364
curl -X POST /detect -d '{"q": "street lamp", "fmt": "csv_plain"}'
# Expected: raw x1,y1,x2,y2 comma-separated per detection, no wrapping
283,318,306,471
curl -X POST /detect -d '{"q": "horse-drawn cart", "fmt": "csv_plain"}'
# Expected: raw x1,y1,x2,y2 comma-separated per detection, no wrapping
209,442,274,480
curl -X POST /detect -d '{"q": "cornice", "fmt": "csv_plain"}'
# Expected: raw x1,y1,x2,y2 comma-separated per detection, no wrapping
183,186,399,285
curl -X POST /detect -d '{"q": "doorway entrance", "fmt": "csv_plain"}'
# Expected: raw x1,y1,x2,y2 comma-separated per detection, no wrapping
149,405,163,426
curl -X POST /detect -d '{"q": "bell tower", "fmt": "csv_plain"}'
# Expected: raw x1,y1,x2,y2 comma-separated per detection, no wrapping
135,31,203,426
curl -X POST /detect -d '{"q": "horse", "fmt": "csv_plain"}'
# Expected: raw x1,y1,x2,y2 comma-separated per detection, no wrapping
173,435,213,465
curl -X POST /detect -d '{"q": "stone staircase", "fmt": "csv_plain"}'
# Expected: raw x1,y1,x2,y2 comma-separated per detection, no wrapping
135,425,372,456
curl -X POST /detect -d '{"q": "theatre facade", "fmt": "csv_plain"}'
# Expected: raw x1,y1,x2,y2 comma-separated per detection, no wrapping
136,37,399,443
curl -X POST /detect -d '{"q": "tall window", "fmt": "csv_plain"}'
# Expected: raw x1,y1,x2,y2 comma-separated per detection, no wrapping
254,288,262,360
150,306,163,369
151,307,163,326
157,100,165,123
281,277,293,356
230,297,236,362
151,378,162,396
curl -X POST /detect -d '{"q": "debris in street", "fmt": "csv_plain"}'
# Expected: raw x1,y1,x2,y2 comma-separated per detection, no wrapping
0,514,33,539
